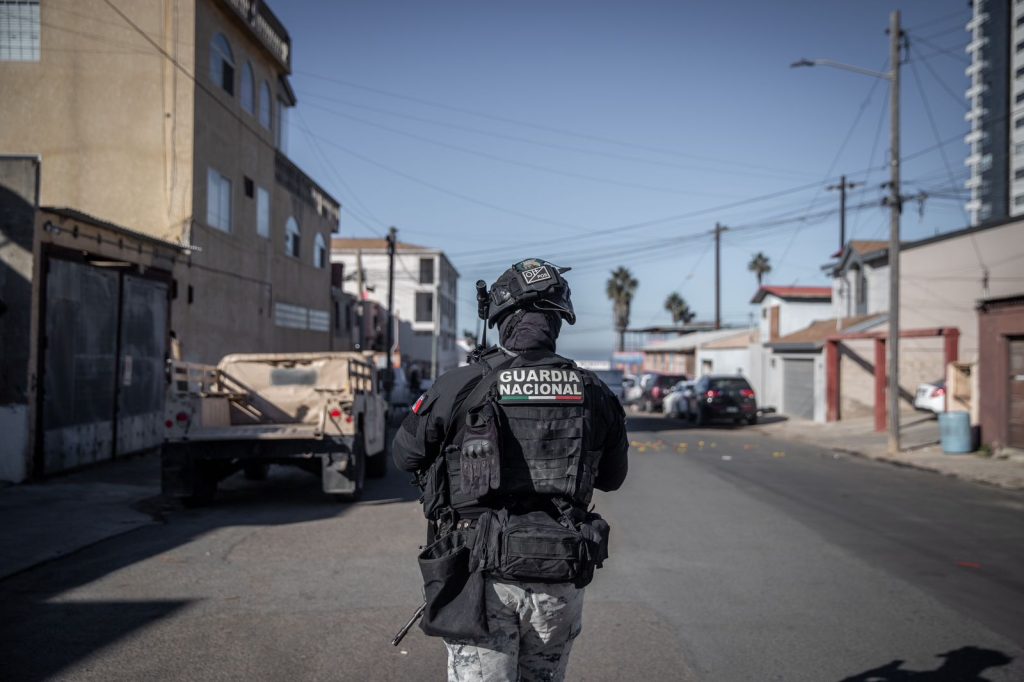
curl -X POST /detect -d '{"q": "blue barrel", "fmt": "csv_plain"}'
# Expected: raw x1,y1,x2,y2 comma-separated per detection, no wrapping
938,412,972,454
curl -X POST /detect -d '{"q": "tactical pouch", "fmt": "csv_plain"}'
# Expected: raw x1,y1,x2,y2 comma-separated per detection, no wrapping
417,530,489,641
420,449,452,521
459,401,502,498
495,511,583,584
574,511,610,588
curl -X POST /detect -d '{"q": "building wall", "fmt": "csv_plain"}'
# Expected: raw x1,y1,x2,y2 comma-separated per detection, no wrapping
695,347,751,378
0,0,196,242
901,220,1024,365
764,350,826,422
977,299,1024,450
832,262,888,319
757,294,833,342
331,248,459,376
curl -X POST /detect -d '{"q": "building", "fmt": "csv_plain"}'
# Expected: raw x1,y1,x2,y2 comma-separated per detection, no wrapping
641,328,749,377
0,1,340,481
825,240,890,318
695,328,760,378
976,294,1024,451
964,0,1015,225
330,238,459,378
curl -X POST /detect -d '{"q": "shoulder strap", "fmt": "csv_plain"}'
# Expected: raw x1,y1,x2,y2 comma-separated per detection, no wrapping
441,354,516,447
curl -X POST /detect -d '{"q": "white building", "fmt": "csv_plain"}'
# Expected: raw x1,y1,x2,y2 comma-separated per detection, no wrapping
964,0,1018,224
824,240,890,319
330,239,459,378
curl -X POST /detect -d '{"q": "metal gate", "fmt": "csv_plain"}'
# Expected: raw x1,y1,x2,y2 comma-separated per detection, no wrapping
41,259,119,471
40,258,169,475
116,275,169,455
784,358,815,420
1010,338,1024,449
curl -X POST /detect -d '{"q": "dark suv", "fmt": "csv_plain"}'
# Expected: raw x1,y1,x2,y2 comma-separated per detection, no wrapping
686,375,758,426
640,373,688,412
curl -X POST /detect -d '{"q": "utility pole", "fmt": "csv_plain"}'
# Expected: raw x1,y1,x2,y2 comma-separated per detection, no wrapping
714,223,728,329
886,10,903,455
826,175,861,252
385,227,397,402
356,249,366,351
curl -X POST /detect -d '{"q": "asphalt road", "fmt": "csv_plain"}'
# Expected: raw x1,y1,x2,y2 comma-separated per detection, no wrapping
2,415,1023,681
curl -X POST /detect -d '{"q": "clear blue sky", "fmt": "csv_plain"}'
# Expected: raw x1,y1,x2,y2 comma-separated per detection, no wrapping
274,0,972,359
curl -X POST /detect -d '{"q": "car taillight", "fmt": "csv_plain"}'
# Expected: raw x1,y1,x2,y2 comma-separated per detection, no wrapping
175,412,189,423
652,387,662,399
934,387,945,397
164,419,174,429
329,408,342,419
740,389,755,398
706,390,721,399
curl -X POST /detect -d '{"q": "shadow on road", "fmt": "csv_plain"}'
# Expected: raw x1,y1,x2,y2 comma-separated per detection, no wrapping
838,646,1013,681
626,412,789,433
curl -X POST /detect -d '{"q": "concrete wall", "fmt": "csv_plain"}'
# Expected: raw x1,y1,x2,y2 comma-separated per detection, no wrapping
901,220,1024,365
0,0,196,242
696,347,752,378
832,262,888,319
977,299,1024,450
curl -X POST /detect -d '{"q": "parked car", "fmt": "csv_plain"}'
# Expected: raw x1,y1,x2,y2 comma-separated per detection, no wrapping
914,379,946,414
595,368,626,402
685,375,758,426
640,373,688,412
621,375,640,405
663,380,695,418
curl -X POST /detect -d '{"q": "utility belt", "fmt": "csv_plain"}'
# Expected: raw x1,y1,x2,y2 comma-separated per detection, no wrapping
416,501,609,640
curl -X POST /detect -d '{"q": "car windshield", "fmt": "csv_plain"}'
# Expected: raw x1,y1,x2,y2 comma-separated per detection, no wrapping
710,377,752,391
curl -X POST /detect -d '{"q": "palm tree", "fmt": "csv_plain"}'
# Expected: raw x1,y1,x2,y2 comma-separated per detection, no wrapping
748,252,772,287
664,292,695,326
606,266,638,352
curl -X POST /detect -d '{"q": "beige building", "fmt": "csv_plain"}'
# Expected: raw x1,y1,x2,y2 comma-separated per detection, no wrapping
0,0,339,480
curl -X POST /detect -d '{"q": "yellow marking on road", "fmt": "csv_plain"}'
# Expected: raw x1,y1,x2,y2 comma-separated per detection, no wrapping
772,451,785,459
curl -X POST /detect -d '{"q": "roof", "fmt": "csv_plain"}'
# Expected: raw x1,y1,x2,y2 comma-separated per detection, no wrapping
825,239,890,274
829,240,888,259
768,313,886,350
41,207,190,253
701,328,760,350
750,285,832,304
643,327,753,353
330,238,430,252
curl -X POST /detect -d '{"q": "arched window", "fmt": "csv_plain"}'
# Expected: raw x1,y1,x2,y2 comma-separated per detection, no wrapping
259,80,272,129
210,33,235,95
240,61,254,113
314,233,327,268
285,217,300,257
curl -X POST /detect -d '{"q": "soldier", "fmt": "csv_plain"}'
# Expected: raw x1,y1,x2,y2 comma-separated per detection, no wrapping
393,259,628,682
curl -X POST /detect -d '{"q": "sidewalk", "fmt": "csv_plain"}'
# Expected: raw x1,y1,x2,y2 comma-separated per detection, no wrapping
757,413,1024,491
0,451,161,581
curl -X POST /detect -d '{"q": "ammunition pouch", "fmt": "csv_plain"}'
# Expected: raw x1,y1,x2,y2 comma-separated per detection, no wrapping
417,529,488,641
459,401,502,498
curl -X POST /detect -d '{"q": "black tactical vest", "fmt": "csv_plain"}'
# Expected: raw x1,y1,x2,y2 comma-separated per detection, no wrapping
444,351,600,511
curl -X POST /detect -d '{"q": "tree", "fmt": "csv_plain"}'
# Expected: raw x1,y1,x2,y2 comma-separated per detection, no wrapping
664,292,695,326
606,266,638,352
748,252,772,287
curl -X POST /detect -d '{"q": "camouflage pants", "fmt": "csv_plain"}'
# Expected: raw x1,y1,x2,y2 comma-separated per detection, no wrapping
444,577,584,682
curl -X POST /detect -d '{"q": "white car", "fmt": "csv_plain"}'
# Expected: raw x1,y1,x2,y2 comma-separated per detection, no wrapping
663,380,695,418
914,380,946,414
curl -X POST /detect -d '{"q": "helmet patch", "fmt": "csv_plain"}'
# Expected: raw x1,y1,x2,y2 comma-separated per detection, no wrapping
521,265,552,285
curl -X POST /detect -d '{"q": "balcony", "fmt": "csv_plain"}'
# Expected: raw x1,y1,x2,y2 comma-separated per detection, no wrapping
216,0,292,72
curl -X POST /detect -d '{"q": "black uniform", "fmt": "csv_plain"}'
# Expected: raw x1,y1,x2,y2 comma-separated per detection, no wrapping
392,346,629,517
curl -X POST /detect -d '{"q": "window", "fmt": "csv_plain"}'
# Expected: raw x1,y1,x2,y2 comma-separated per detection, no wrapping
256,187,269,238
1018,40,1024,53
0,0,39,61
1018,66,1024,79
206,168,232,232
1016,168,1024,180
1016,142,1024,156
240,61,255,113
1017,91,1024,105
285,217,300,257
415,292,434,322
243,176,254,198
314,233,327,268
419,257,435,284
259,81,272,129
1016,194,1024,207
1017,117,1024,130
210,33,235,95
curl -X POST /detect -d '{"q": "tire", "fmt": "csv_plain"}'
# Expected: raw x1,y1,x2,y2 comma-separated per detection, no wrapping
243,462,270,481
366,444,388,479
746,414,758,426
694,407,707,427
332,436,366,503
181,464,217,507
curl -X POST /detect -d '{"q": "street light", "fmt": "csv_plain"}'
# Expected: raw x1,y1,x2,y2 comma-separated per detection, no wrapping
793,11,904,455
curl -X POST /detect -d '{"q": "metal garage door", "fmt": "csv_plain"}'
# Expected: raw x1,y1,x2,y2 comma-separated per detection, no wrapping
1010,338,1024,449
115,275,169,455
41,259,119,472
784,358,815,420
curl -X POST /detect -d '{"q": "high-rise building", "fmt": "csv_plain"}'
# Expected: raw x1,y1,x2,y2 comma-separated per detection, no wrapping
965,0,1015,225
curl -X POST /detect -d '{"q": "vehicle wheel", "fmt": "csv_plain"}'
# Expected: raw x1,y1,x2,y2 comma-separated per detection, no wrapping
243,462,270,481
366,444,388,479
181,465,217,507
333,438,366,503
694,407,706,427
746,415,758,426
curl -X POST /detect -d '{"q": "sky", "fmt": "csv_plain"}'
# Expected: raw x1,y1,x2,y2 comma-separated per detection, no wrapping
273,0,973,359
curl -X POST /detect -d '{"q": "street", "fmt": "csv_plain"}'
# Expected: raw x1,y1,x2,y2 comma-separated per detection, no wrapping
2,417,1023,681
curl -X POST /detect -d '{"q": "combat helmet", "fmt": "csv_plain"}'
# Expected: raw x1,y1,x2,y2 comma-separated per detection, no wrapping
487,258,576,328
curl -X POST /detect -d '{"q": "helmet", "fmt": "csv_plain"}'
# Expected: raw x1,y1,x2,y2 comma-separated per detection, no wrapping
487,258,576,328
